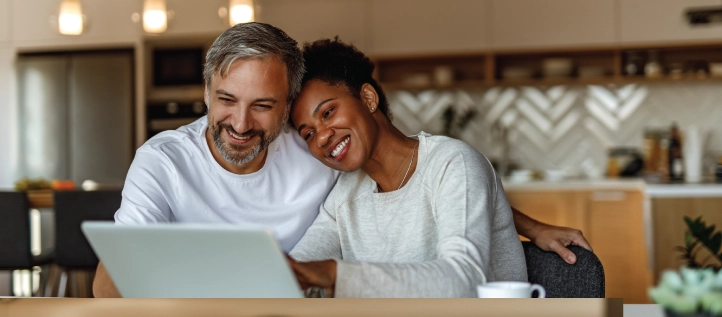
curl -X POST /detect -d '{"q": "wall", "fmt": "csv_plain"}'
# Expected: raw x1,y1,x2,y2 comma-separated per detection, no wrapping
0,48,17,189
388,82,722,178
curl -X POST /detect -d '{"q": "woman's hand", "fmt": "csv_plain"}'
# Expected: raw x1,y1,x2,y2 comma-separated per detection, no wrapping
530,223,593,265
287,256,337,291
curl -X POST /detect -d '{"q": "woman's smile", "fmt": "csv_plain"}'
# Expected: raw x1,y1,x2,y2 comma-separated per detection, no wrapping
328,135,351,161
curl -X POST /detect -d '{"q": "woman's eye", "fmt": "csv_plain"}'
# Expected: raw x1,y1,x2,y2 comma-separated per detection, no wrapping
323,108,333,119
303,131,314,140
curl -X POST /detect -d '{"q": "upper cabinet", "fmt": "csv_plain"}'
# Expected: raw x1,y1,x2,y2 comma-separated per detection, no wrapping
490,0,616,50
11,0,141,48
161,0,228,37
620,0,722,44
256,0,369,51
0,0,9,46
369,0,490,55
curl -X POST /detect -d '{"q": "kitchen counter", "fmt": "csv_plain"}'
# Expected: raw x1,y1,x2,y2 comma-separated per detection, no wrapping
502,178,646,192
502,178,722,197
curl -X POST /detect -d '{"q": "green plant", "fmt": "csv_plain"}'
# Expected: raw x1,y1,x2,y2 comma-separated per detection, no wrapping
676,216,722,271
648,267,722,315
442,106,476,139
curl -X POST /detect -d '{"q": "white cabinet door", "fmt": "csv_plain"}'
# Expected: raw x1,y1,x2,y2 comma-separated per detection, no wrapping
11,0,141,47
256,0,369,51
370,0,490,55
491,0,616,49
620,0,722,43
0,0,9,46
162,0,229,37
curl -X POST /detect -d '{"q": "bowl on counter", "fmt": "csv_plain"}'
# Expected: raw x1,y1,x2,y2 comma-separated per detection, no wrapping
542,58,573,78
501,67,533,81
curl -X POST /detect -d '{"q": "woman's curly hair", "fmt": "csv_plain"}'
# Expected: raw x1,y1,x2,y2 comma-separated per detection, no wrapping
299,37,392,121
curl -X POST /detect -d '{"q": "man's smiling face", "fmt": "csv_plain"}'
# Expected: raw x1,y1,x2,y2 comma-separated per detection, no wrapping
205,57,289,167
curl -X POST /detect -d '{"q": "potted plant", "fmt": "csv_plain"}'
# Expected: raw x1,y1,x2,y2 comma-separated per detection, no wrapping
648,216,722,316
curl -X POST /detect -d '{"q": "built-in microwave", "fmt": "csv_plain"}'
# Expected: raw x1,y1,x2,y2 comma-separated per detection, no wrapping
152,47,204,86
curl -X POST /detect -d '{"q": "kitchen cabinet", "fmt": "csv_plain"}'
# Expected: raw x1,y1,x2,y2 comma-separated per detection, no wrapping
506,189,651,303
586,190,651,304
10,0,140,48
369,0,490,55
651,197,722,283
620,0,722,44
160,0,228,37
257,0,369,51
490,0,616,50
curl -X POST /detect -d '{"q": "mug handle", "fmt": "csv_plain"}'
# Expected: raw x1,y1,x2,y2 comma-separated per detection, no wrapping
530,284,546,298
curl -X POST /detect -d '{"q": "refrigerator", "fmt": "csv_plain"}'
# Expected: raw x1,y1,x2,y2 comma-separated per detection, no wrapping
16,50,134,184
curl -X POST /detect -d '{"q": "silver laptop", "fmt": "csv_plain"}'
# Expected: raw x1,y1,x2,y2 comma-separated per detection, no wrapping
81,221,303,298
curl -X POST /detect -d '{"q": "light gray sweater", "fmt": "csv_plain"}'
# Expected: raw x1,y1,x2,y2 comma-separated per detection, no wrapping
290,132,527,298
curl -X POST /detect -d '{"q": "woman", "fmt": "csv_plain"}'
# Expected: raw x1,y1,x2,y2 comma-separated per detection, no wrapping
287,38,527,298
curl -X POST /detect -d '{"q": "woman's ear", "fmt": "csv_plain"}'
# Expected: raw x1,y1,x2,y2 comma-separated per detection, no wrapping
361,83,379,113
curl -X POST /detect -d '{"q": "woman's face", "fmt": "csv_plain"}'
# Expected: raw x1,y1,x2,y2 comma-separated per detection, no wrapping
292,80,378,172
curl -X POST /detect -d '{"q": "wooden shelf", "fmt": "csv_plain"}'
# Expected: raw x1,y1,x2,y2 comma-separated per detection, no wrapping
372,42,722,90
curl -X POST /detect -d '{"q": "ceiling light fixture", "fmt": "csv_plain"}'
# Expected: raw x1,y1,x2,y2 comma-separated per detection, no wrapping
143,0,168,34
58,0,84,35
219,0,255,26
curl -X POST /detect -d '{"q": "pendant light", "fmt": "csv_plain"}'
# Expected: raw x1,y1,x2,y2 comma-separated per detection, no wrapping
58,0,84,35
219,0,255,26
143,0,168,34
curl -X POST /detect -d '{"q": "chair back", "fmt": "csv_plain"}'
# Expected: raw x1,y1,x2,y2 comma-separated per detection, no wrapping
53,190,121,269
522,241,605,298
0,192,33,269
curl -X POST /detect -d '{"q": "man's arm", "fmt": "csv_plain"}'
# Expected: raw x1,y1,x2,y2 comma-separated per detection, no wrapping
511,207,593,265
93,262,121,298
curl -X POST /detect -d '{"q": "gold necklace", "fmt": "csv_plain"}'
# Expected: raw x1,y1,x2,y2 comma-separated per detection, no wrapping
377,141,419,193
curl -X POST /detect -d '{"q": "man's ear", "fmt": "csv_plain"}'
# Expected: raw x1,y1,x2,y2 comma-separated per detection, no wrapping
204,86,210,108
281,105,290,124
361,83,379,113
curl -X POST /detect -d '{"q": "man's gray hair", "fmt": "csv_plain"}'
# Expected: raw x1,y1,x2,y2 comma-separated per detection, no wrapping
204,22,304,102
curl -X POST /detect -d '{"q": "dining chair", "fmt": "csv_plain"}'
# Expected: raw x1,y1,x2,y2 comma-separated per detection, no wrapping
0,191,54,296
53,190,121,297
522,241,605,298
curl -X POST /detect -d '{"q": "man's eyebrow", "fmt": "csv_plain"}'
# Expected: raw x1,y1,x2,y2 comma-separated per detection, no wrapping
215,89,236,99
215,90,278,104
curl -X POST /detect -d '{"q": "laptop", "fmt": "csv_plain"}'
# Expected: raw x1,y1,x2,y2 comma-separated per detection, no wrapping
81,221,303,298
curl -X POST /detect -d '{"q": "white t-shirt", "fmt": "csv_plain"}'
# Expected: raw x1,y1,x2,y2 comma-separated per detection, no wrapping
115,116,340,251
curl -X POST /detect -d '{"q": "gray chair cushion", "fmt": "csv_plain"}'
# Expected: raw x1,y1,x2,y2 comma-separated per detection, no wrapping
522,241,605,298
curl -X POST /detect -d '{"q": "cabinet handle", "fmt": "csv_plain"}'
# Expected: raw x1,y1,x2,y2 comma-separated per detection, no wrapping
591,191,627,201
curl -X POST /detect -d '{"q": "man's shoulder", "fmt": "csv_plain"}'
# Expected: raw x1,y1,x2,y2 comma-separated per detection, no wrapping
139,117,206,158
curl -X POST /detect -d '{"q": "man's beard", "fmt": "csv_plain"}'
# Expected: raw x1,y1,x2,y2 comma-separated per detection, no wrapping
209,122,281,165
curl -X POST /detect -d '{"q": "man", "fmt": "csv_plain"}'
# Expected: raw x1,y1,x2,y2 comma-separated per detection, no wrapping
93,22,591,298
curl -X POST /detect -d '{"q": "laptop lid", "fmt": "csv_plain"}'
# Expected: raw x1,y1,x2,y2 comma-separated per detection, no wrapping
81,221,303,298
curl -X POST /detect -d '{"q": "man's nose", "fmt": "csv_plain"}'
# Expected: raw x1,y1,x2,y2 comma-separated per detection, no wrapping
231,106,254,133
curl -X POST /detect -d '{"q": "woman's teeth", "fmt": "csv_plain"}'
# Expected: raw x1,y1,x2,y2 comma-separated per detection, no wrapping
331,137,350,158
228,130,250,140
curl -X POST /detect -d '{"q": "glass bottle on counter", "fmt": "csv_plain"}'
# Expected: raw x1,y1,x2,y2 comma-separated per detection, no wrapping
668,123,685,181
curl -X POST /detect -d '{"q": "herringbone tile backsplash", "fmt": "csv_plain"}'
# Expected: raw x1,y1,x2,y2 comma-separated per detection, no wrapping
388,82,722,178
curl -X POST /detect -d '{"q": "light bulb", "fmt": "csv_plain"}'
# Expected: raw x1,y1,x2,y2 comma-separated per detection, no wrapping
229,0,254,25
143,0,168,33
58,0,83,35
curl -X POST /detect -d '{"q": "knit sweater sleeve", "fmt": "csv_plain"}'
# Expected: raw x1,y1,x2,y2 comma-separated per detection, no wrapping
289,195,342,261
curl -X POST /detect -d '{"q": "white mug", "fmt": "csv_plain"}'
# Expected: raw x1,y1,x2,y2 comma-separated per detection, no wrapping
477,281,546,298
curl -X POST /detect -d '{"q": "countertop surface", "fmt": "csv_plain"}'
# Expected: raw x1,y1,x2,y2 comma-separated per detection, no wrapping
502,177,722,197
